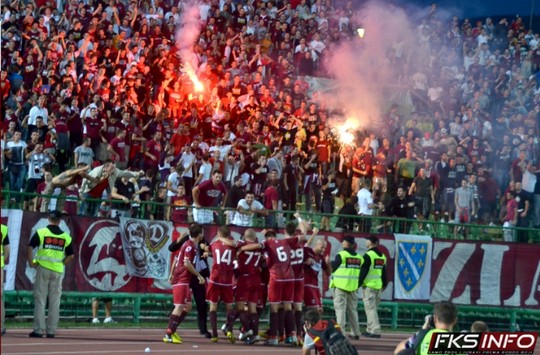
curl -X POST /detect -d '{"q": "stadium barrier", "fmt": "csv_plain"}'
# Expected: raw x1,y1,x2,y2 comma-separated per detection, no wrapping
4,291,539,332
2,190,539,243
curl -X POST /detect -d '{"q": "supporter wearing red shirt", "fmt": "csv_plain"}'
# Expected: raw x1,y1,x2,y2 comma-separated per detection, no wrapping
192,170,228,224
107,129,127,168
84,107,102,149
165,223,206,344
170,125,191,156
264,179,279,228
144,130,163,171
1,71,11,103
170,185,188,224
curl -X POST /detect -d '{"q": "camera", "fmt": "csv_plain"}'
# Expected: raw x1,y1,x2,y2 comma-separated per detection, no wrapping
425,315,435,328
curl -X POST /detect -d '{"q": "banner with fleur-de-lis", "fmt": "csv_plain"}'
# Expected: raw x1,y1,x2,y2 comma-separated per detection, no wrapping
394,234,432,300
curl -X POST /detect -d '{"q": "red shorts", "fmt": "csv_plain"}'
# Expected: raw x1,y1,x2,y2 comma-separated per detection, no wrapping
293,279,304,303
456,208,470,223
206,281,234,304
267,279,294,304
257,283,268,308
304,285,322,308
172,283,192,306
236,274,261,304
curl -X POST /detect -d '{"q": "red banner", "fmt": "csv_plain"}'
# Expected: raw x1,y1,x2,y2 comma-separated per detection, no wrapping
6,211,540,308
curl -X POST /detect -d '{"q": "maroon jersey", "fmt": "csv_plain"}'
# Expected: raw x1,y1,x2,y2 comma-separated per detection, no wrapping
171,239,198,285
209,237,236,285
290,238,305,279
54,112,70,134
109,136,126,162
303,247,326,288
262,237,299,281
144,139,162,167
237,240,263,276
86,115,102,139
196,179,227,207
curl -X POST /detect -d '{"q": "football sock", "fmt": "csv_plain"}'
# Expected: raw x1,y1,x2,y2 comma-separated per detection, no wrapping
209,311,218,338
249,312,260,335
239,311,250,333
178,311,187,324
226,310,236,332
278,308,285,338
269,312,279,337
295,310,303,337
285,309,296,337
167,314,181,334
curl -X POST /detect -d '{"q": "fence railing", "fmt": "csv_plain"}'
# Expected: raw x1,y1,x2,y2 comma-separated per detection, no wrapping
4,291,539,332
2,190,539,243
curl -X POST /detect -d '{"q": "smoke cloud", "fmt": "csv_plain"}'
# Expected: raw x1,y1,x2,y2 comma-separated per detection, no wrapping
318,1,460,132
175,0,203,75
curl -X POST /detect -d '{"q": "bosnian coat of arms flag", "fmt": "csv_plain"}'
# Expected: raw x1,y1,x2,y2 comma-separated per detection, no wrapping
394,234,432,300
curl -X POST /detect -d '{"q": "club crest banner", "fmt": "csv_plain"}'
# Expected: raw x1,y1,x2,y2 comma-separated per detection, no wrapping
119,218,173,280
394,234,432,300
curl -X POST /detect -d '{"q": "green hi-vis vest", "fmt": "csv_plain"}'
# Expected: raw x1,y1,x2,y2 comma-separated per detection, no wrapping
1,224,7,269
362,249,386,290
418,328,448,355
330,250,363,292
35,227,72,274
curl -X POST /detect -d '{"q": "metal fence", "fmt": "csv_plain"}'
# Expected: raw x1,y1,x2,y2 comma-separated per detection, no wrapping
2,190,539,243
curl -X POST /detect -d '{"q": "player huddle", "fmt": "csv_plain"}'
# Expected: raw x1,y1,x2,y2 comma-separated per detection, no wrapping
164,219,330,346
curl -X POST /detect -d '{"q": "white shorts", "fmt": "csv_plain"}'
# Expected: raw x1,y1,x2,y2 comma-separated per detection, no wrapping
193,206,214,224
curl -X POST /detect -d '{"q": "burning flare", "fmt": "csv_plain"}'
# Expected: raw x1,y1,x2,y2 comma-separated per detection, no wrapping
336,118,359,146
184,63,204,92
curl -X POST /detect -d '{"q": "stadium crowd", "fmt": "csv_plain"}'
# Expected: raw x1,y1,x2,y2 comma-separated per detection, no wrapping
1,0,540,236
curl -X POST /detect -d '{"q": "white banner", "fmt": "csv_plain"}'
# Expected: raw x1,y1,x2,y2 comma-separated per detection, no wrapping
394,234,432,300
119,218,173,280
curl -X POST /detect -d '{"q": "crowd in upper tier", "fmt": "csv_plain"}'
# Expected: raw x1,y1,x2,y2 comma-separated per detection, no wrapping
1,0,539,233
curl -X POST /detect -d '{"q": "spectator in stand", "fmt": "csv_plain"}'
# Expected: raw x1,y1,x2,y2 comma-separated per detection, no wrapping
192,170,227,224
232,191,268,227
79,160,143,216
386,186,415,234
73,137,94,166
408,168,435,232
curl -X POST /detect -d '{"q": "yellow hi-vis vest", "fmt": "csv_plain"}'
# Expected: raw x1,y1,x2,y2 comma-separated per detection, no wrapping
330,250,363,292
362,249,386,290
1,224,7,269
35,227,72,274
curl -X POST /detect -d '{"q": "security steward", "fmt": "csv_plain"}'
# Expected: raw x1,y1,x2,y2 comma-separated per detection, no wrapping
27,211,74,338
330,235,362,340
358,235,387,338
1,223,10,336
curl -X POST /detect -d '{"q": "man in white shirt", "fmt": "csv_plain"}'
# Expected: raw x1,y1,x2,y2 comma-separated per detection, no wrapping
28,95,49,126
232,192,267,227
357,179,379,233
208,137,231,162
5,131,28,200
178,145,196,201
166,164,184,219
